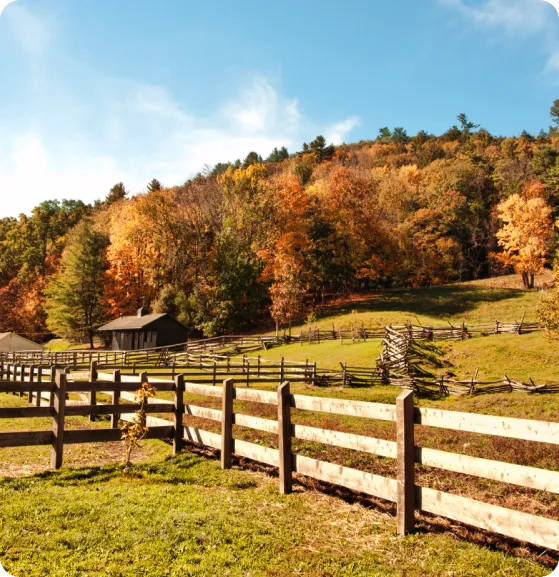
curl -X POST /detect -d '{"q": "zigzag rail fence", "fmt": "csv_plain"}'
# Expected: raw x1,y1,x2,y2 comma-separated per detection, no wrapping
0,367,558,551
377,324,559,396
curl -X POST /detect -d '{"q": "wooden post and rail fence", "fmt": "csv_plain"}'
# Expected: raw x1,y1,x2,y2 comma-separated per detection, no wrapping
0,367,558,550
0,317,542,369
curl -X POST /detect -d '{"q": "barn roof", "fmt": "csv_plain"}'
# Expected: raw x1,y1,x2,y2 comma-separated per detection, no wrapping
97,314,168,331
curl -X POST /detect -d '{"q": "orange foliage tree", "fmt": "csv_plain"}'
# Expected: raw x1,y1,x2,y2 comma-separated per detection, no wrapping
258,173,309,334
495,192,555,288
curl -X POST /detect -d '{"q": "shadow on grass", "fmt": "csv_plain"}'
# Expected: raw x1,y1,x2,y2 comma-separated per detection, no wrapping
0,453,257,490
319,286,528,320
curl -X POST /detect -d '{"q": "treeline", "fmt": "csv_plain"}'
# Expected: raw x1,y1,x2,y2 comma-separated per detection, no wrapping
1,111,559,343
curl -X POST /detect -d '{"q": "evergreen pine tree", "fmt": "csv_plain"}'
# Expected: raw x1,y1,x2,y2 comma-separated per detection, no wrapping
45,220,109,348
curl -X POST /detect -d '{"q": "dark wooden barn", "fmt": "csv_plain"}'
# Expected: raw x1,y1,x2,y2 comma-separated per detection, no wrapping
97,308,189,351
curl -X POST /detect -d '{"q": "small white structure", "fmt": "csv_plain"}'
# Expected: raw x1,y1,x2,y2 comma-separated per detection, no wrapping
0,333,44,352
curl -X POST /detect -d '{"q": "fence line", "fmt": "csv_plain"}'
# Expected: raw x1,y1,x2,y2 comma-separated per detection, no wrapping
377,323,559,396
0,318,542,368
0,370,558,550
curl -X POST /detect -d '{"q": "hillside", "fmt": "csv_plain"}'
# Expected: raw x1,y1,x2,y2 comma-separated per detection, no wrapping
1,122,559,344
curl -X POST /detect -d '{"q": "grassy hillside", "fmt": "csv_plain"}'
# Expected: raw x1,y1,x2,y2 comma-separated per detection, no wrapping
441,332,559,384
286,280,544,334
251,275,554,378
261,275,548,344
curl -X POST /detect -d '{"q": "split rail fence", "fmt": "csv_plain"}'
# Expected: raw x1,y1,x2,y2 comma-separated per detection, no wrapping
378,325,559,395
0,368,558,551
0,318,541,369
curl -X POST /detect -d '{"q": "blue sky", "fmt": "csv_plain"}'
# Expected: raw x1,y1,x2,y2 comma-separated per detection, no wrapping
0,0,559,217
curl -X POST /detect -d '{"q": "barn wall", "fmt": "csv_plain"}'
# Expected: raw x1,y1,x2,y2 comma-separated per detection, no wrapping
152,317,189,348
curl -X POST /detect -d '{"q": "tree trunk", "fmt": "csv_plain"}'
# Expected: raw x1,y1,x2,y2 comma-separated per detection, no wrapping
88,329,94,350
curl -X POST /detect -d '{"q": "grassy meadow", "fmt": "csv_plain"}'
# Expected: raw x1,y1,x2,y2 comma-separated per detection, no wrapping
1,450,552,577
253,275,557,382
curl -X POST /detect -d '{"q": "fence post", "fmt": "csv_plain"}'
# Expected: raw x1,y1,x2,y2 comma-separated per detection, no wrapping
213,361,217,386
173,374,185,455
36,366,43,407
246,361,250,388
221,378,234,469
28,365,36,403
111,370,121,428
15,364,22,396
49,366,56,406
280,357,285,384
89,361,98,421
50,370,67,470
278,381,292,495
396,389,415,535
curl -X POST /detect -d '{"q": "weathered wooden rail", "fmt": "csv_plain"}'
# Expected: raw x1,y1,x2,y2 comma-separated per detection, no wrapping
377,322,559,395
0,318,542,368
1,369,558,551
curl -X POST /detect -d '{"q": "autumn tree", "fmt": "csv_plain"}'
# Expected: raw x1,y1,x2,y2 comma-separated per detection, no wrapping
45,220,109,347
258,173,309,334
104,189,197,317
495,193,555,288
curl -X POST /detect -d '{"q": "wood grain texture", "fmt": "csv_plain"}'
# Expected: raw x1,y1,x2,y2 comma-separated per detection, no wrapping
291,395,396,422
416,486,559,551
278,382,292,494
293,454,397,502
415,407,559,445
221,378,234,469
397,390,415,535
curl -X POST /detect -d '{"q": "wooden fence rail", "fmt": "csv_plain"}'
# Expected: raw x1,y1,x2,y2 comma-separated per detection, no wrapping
1,371,558,550
0,318,542,368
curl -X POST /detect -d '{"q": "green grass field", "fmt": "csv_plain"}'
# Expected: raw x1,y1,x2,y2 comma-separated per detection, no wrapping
251,340,383,369
3,274,558,576
0,449,553,577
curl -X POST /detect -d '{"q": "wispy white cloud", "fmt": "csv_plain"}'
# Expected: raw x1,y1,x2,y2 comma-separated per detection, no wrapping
440,0,550,32
1,1,52,60
0,7,360,217
439,0,559,70
326,117,361,145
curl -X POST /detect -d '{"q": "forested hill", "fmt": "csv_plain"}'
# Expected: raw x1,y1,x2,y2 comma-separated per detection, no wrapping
1,111,559,343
